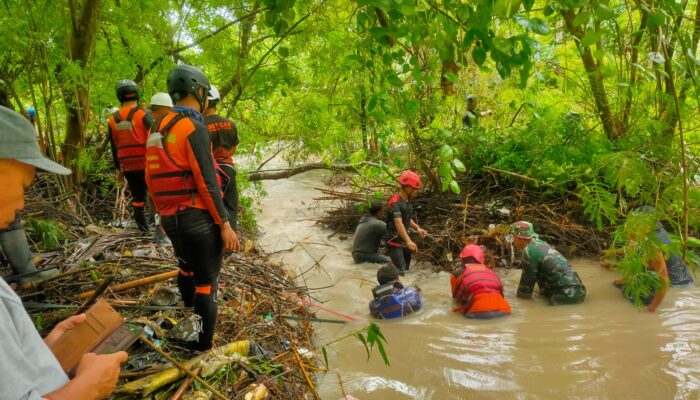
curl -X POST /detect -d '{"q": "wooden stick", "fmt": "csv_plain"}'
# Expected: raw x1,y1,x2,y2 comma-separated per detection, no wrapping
76,270,178,299
139,335,229,400
170,367,201,400
74,276,114,314
292,346,318,399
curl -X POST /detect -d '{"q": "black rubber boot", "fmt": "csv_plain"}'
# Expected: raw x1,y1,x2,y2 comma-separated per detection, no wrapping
0,228,57,286
134,206,148,232
177,273,195,307
193,285,218,351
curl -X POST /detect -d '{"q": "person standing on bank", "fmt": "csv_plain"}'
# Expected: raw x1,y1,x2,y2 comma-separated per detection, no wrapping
146,65,240,351
108,80,153,232
462,94,493,128
386,171,428,273
203,85,240,229
352,200,391,265
512,221,586,305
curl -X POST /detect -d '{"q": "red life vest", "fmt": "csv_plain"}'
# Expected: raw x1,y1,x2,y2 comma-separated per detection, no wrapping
452,264,503,305
145,114,223,214
111,107,146,171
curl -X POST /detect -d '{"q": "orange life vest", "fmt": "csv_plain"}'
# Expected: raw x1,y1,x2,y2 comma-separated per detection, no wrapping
111,107,146,171
145,114,223,214
452,264,504,305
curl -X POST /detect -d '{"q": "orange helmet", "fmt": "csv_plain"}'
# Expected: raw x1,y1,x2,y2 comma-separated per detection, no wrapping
399,171,421,189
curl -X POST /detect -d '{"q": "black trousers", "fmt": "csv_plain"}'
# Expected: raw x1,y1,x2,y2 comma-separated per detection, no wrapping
161,208,223,350
388,246,412,272
220,164,238,229
123,170,149,231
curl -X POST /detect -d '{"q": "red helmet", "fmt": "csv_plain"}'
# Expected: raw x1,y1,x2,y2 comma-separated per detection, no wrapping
399,171,421,189
459,244,485,264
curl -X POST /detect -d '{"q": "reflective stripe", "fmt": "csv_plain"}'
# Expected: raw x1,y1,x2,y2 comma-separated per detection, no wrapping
132,201,145,207
195,285,212,295
179,269,194,277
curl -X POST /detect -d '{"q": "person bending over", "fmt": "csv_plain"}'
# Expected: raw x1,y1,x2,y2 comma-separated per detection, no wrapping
451,244,511,319
352,200,391,265
385,171,427,273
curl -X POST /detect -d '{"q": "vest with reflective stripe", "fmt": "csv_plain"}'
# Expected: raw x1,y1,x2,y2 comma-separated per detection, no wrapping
453,264,503,304
111,107,146,171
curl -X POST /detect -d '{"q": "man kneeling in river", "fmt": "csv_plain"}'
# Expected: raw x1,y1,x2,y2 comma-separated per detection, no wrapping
351,200,391,265
369,265,422,319
451,244,511,319
512,221,586,305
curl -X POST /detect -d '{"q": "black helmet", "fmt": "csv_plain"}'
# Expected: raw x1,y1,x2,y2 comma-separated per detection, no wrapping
116,80,139,103
167,65,210,112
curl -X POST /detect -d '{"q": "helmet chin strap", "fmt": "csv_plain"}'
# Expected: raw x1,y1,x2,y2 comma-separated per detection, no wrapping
193,86,207,113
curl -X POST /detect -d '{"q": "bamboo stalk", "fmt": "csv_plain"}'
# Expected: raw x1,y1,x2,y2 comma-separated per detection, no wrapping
170,367,201,400
292,346,318,399
75,270,178,299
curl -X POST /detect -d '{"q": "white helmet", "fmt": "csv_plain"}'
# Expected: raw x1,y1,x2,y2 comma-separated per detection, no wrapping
208,85,220,101
150,92,173,107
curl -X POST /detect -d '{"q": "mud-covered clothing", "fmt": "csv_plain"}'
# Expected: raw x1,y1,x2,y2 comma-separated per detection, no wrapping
517,239,586,305
0,279,68,399
108,105,152,171
655,225,694,287
204,114,239,165
161,207,222,351
146,108,229,225
352,215,387,264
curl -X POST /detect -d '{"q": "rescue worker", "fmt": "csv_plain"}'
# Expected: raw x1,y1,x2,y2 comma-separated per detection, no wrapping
512,221,586,305
386,171,428,273
451,244,511,319
369,264,422,319
351,200,391,264
203,85,240,228
462,94,492,128
108,80,153,232
146,64,240,351
149,92,173,121
610,206,694,312
0,105,128,399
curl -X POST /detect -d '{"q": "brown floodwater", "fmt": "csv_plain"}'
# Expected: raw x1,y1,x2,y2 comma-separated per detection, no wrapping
255,169,700,400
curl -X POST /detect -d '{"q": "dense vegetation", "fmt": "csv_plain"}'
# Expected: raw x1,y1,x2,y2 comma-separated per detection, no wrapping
2,0,699,300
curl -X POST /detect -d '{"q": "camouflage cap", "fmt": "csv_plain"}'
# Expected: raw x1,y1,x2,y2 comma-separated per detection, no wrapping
512,221,536,239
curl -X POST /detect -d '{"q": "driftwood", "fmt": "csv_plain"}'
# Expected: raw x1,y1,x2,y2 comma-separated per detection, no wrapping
75,270,178,299
248,162,356,181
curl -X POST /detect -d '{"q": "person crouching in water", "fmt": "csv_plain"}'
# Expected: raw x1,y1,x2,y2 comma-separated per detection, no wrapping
451,244,511,319
369,265,422,319
352,200,391,265
512,221,586,305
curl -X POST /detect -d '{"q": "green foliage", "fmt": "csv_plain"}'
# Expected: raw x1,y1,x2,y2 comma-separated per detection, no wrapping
321,322,390,368
25,218,67,251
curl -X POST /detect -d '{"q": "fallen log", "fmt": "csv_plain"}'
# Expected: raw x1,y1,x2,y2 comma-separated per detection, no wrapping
248,162,355,181
75,270,178,299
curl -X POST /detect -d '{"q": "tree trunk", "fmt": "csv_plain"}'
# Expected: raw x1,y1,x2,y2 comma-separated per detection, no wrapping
60,0,103,186
561,8,622,141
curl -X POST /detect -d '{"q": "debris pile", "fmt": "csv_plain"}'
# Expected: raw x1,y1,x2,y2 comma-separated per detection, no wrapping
315,173,608,268
10,226,322,399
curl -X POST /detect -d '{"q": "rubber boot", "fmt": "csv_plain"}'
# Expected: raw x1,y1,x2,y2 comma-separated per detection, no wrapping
134,206,148,232
193,284,218,351
0,228,57,286
177,273,195,307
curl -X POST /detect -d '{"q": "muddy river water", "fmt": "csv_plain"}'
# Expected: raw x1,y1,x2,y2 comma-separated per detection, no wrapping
255,169,700,400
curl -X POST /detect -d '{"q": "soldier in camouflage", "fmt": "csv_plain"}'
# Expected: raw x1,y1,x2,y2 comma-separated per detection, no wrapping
511,221,586,305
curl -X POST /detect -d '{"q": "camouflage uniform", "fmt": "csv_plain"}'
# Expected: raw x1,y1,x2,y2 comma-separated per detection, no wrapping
517,239,586,305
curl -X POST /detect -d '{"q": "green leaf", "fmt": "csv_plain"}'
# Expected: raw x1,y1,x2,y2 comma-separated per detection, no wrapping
356,332,370,360
449,179,461,194
472,46,487,66
580,29,600,47
367,94,378,111
439,162,452,179
573,12,590,27
543,3,555,16
443,71,459,82
515,16,550,35
385,73,403,86
646,11,665,28
438,144,454,160
321,346,329,367
452,159,466,172
278,47,289,58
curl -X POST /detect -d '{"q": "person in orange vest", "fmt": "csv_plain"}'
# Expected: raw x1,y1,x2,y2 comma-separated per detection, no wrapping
385,171,428,273
146,65,240,351
450,244,511,319
108,80,153,231
203,85,240,228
